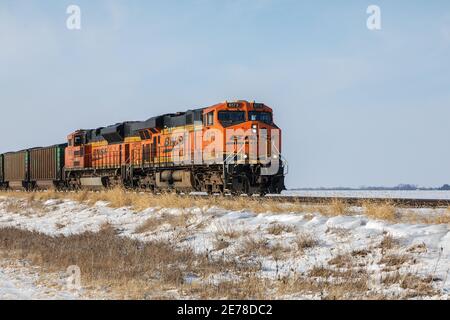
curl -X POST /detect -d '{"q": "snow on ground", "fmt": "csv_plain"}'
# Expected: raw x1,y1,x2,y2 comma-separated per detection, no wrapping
0,195,449,299
281,190,450,200
0,259,82,300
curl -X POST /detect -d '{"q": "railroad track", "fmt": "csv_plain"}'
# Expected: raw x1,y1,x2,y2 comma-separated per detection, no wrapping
254,195,450,208
186,194,450,208
1,190,449,208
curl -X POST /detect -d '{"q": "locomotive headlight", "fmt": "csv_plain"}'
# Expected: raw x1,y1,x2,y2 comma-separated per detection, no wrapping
273,154,278,159
252,124,257,133
244,154,248,159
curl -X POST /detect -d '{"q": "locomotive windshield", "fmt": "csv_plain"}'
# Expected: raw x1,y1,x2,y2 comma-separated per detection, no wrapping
248,111,272,124
74,135,83,146
218,111,246,126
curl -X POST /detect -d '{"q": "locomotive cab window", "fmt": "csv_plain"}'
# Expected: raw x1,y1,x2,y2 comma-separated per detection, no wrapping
74,135,83,146
218,111,246,126
248,111,273,124
206,111,214,126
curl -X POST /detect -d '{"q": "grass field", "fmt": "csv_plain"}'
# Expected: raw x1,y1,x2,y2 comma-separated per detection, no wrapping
0,189,449,299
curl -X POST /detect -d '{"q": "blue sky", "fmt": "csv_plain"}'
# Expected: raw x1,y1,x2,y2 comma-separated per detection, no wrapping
1,0,450,188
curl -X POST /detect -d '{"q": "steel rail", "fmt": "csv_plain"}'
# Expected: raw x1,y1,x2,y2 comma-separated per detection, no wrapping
185,194,450,208
262,196,450,208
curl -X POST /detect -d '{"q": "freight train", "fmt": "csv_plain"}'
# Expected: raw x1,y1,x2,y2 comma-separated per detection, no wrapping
0,101,286,194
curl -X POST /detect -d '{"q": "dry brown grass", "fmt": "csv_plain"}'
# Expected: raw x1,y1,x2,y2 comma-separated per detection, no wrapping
295,233,318,252
213,236,230,251
0,223,442,299
240,237,269,257
134,217,164,234
55,222,66,230
328,254,354,269
410,212,450,225
4,200,23,213
135,212,193,234
301,199,351,217
382,271,437,297
323,278,370,300
26,199,48,213
400,274,435,293
351,249,370,258
0,226,262,299
328,199,349,215
2,196,48,215
381,271,402,285
379,254,411,267
214,222,242,239
308,266,353,278
304,257,437,299
239,237,290,260
267,223,295,235
2,189,450,227
407,243,427,254
0,189,334,217
192,275,270,300
379,233,399,251
1,189,448,300
429,214,450,225
278,269,370,300
325,226,351,238
363,201,397,221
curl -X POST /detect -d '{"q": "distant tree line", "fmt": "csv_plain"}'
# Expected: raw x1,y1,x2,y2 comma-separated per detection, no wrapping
294,184,450,191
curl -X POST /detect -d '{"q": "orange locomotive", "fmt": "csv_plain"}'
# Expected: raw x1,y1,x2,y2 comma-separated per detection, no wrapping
64,100,286,194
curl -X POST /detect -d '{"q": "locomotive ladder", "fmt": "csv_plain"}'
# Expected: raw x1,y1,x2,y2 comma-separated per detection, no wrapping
222,143,246,193
121,154,134,186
